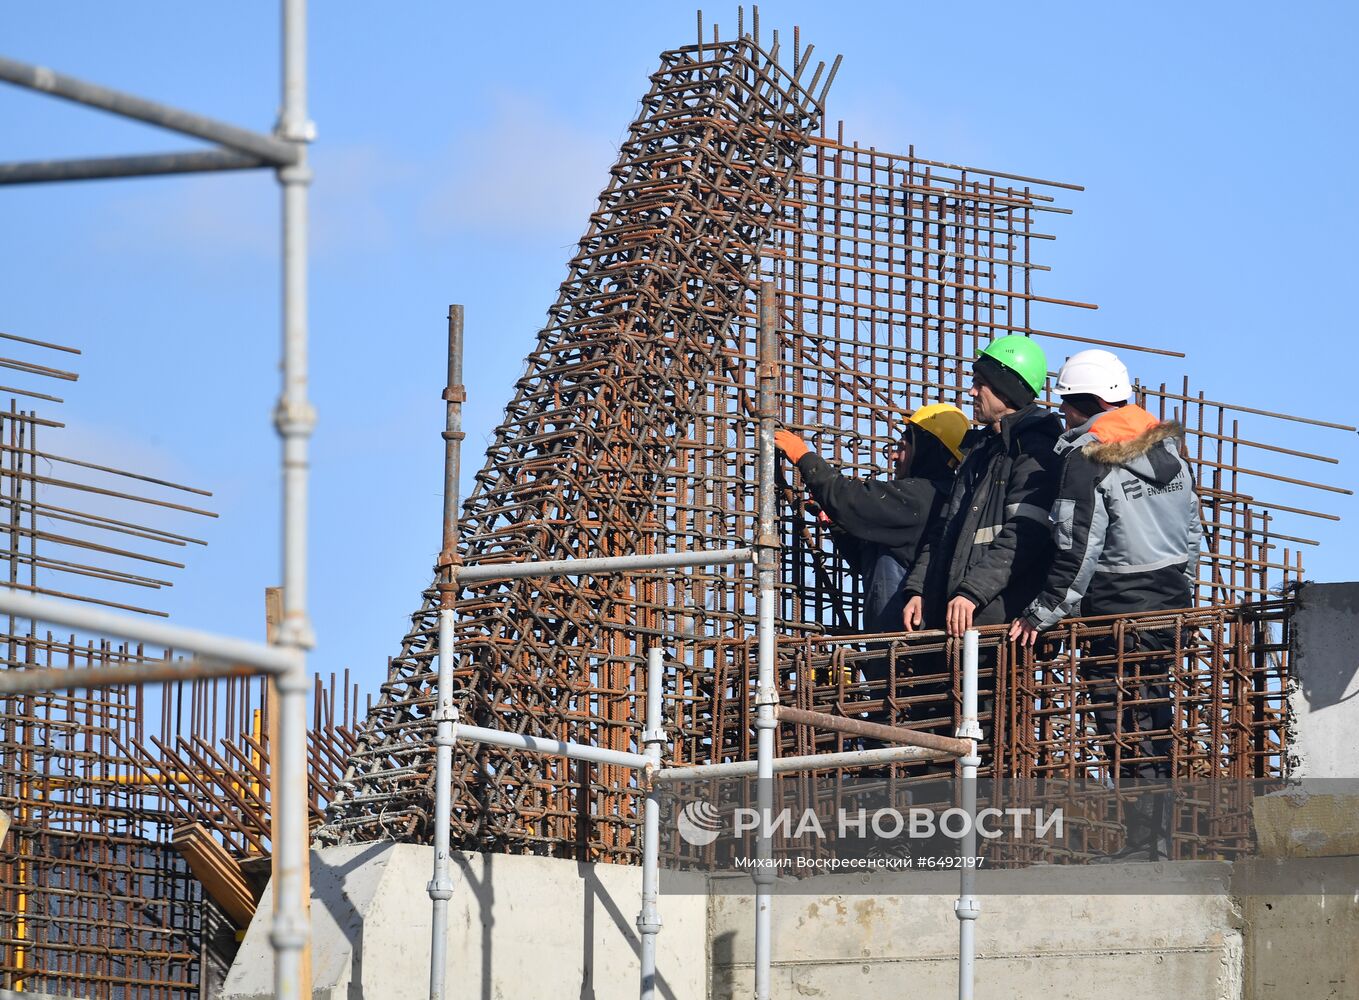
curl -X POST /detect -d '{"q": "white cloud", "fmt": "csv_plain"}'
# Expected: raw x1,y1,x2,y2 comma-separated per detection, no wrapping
35,413,201,491
311,144,415,255
91,167,274,262
421,92,617,237
86,143,409,263
828,84,993,169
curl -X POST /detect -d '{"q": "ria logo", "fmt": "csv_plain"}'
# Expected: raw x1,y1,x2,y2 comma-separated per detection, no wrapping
677,800,724,846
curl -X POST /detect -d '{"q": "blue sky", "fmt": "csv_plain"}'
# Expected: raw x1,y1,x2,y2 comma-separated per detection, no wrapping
1,2,1354,696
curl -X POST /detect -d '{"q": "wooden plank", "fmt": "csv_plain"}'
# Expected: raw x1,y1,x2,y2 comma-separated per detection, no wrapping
172,823,257,928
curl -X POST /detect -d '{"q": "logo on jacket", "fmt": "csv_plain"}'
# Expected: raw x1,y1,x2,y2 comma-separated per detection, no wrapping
1122,480,1144,500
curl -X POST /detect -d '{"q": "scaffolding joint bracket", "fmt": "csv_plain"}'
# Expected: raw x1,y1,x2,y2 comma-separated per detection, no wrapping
275,116,317,144
272,396,317,437
274,616,316,658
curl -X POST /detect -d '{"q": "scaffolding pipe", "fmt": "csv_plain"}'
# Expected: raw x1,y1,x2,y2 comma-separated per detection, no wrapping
0,655,267,695
428,304,464,1000
955,629,982,1000
652,743,937,783
0,149,267,185
454,547,755,584
0,55,298,166
427,607,457,998
452,723,650,771
0,589,293,674
637,647,665,1000
270,0,315,996
775,705,972,757
752,280,779,1000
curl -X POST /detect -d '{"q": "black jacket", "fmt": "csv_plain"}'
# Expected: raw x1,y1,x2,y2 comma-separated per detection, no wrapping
796,453,949,632
904,404,1062,627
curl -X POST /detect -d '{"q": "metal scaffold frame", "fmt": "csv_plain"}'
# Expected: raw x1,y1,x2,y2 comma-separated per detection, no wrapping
426,290,985,1000
0,2,316,997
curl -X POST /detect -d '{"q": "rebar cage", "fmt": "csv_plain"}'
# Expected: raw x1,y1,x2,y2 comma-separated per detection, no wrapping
0,341,365,995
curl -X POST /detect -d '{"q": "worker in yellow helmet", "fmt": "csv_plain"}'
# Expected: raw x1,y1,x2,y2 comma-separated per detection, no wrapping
775,403,968,634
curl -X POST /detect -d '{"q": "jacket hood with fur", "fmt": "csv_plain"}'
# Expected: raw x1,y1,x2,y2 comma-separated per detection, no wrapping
1055,405,1185,488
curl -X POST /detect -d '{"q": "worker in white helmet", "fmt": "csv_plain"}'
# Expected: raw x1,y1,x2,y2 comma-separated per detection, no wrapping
1010,348,1203,862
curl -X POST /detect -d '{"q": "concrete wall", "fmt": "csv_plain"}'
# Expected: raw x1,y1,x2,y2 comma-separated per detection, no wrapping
1289,582,1359,779
1236,858,1359,1000
708,865,1245,1000
219,586,1359,999
222,843,708,1000
221,847,1359,1000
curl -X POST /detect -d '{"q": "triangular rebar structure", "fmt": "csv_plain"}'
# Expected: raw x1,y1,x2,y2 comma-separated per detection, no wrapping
320,33,827,853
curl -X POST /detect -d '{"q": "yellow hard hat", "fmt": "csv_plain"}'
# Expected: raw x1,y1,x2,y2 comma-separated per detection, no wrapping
907,403,968,462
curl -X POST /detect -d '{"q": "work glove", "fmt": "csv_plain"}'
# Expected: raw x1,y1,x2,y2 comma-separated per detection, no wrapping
773,429,811,463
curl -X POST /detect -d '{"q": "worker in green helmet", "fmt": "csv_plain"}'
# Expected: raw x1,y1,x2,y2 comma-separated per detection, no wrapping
902,335,1062,636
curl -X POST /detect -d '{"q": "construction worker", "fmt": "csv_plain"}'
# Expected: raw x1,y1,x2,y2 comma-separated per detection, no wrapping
901,335,1062,637
774,403,968,633
1008,348,1203,861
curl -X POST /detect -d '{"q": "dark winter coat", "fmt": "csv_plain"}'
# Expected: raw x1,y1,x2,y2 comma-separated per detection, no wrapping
1022,406,1203,629
796,452,949,633
903,404,1063,627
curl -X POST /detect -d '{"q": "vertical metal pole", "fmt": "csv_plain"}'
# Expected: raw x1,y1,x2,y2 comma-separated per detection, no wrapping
271,1,315,998
429,305,465,1000
955,630,982,1000
637,647,665,1000
753,281,779,1000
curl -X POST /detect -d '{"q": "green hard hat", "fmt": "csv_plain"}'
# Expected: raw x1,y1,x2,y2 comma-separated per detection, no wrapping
978,335,1047,395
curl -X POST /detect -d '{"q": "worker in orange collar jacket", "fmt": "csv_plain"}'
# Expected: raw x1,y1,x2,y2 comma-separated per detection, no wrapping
1010,348,1203,861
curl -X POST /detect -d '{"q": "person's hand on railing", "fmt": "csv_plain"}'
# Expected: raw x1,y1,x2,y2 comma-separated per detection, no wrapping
1008,617,1041,647
946,595,976,636
902,595,923,631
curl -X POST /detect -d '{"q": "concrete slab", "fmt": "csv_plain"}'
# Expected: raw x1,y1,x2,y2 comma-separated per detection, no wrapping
708,864,1243,1000
222,843,707,1000
1238,858,1359,1000
1254,790,1359,858
1289,583,1359,779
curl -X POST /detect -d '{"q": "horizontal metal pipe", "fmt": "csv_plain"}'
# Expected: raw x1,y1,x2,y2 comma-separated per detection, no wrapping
0,329,81,354
653,744,937,783
1143,384,1357,433
0,354,79,382
456,547,755,584
775,705,972,757
0,383,63,403
0,590,294,673
3,497,207,547
453,723,649,770
0,149,267,185
0,441,214,496
0,56,297,166
804,135,1086,192
0,656,260,695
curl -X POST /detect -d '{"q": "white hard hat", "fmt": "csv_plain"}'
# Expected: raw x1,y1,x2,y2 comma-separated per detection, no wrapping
1054,349,1132,403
